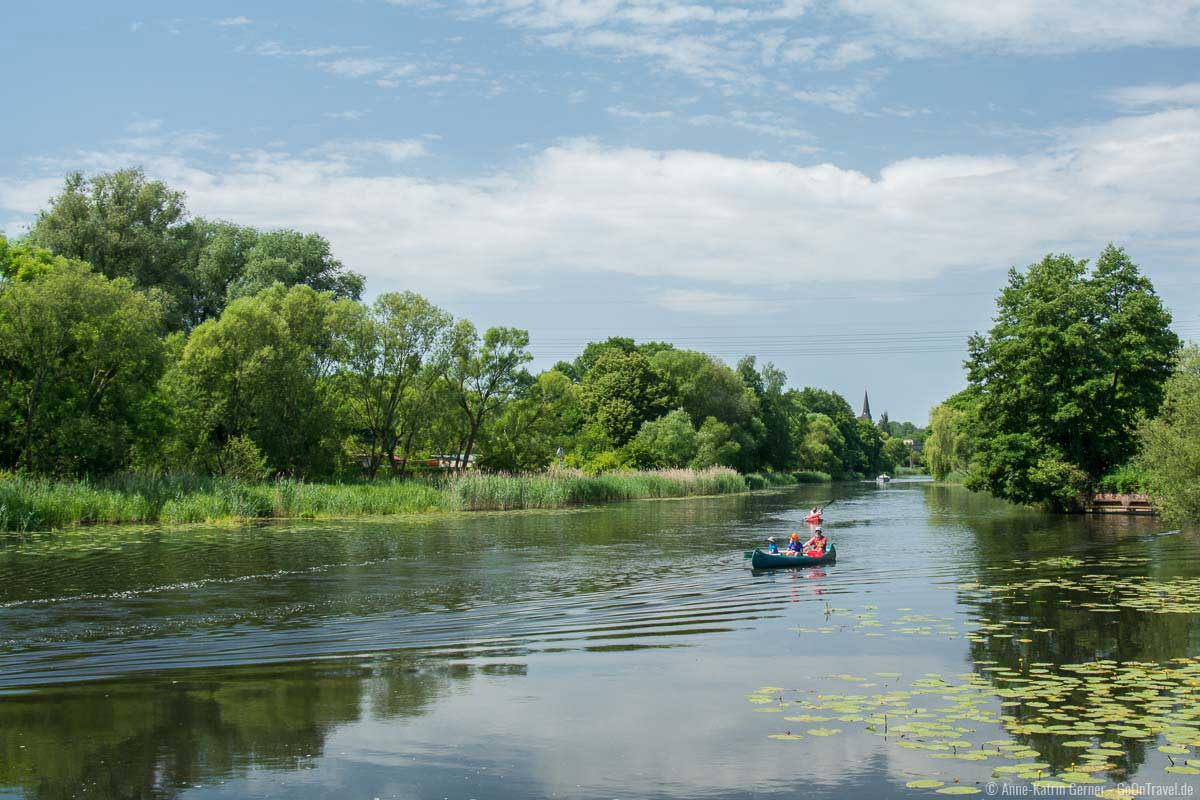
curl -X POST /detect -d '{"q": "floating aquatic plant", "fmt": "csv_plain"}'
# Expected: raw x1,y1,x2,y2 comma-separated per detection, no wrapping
749,656,1200,795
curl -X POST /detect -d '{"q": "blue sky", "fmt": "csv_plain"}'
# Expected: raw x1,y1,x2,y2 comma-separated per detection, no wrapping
3,1,1200,421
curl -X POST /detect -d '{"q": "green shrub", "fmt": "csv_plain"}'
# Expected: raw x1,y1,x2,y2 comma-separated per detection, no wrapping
744,473,768,489
1095,463,1149,494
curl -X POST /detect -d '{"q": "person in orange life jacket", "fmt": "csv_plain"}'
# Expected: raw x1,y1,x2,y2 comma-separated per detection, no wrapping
786,532,803,554
803,527,828,557
765,536,780,554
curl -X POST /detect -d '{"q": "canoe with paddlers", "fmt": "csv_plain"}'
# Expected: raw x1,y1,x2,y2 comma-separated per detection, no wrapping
751,545,837,569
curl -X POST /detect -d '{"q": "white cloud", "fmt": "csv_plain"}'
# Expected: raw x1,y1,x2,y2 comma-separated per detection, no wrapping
114,130,220,153
0,176,62,217
321,57,396,78
835,0,1200,52
3,108,1198,297
792,78,875,113
127,119,163,134
217,16,253,27
130,21,144,33
255,42,498,94
688,110,812,140
316,139,430,163
418,0,1200,93
607,105,673,120
253,42,355,58
325,110,370,121
1104,82,1200,110
657,289,786,314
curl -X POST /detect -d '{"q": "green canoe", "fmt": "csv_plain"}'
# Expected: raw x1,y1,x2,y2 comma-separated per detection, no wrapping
751,544,837,569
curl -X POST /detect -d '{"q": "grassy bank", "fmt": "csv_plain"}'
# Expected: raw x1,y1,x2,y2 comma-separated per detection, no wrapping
743,470,831,489
893,466,928,477
447,467,747,511
0,467,768,531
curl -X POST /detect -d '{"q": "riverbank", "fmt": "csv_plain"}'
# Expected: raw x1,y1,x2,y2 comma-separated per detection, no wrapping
0,467,827,532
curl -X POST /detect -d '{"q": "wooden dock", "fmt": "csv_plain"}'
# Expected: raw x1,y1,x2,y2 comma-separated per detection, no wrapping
1085,493,1157,515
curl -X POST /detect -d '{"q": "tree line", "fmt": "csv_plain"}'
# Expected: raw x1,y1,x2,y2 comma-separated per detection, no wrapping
0,168,919,481
922,246,1198,522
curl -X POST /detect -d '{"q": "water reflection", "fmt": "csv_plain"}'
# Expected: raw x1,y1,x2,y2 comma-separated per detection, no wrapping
0,658,468,800
0,482,1196,799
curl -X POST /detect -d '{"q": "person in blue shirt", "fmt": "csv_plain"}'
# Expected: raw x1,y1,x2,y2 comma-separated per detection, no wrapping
766,536,780,554
786,532,803,554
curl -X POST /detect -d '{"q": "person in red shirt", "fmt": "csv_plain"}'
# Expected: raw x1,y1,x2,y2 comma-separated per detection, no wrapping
803,527,827,557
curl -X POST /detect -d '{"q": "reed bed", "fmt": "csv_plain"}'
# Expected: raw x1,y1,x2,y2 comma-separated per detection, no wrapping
446,467,747,511
0,466,773,531
0,474,448,531
743,470,831,489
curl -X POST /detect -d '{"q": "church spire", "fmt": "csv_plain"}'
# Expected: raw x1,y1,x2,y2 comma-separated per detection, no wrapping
860,389,872,422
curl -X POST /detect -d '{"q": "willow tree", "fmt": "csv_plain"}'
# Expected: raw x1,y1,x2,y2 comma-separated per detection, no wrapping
342,292,451,478
1139,344,1200,523
443,323,533,470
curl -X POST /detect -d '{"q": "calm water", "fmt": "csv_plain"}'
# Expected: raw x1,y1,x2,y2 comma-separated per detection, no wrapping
0,480,1197,799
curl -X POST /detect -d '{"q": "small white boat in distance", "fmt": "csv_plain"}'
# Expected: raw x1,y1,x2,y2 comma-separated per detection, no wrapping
876,474,891,483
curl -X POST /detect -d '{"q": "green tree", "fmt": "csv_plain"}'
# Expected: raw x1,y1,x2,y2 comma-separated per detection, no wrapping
29,170,365,329
228,230,364,303
882,436,910,473
738,357,797,471
797,412,844,476
580,349,669,445
176,219,260,328
168,284,358,475
924,391,978,481
0,262,165,474
965,246,1178,509
1139,344,1200,523
444,323,533,469
652,349,757,431
29,169,187,291
479,370,581,471
0,236,76,282
793,387,865,476
693,416,739,468
632,409,698,468
858,417,887,474
342,292,451,478
567,336,637,381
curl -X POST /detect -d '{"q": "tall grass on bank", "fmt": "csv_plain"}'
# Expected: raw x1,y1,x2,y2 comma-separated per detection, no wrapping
0,474,448,532
0,467,756,531
743,470,831,489
893,466,928,477
446,467,747,511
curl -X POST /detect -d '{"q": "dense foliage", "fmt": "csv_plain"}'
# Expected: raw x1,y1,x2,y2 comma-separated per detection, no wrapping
928,246,1181,512
1138,344,1200,523
0,169,919,482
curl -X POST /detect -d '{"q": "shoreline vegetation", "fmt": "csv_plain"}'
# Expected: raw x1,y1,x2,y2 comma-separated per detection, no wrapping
0,467,839,533
0,169,925,528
